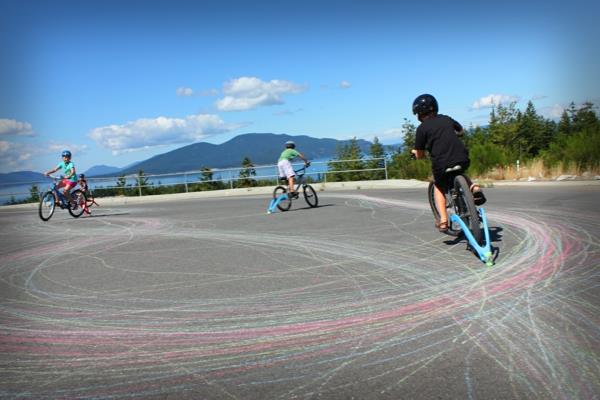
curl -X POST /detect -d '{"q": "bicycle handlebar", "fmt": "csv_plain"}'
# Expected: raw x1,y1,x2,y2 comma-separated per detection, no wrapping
294,162,311,174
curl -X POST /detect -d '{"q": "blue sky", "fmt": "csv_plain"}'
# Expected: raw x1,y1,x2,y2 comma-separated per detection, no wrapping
1,0,598,173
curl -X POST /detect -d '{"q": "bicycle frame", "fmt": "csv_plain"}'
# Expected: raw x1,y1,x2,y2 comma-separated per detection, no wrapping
433,169,493,266
50,179,71,208
268,164,318,213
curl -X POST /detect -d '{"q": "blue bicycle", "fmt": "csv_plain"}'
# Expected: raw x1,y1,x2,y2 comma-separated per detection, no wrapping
270,164,318,212
38,176,87,221
427,166,493,266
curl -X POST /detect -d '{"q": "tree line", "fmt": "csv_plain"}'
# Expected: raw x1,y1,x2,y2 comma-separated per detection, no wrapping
328,100,600,181
6,100,598,204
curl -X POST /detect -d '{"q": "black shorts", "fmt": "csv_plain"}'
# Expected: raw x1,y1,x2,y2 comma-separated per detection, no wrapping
432,162,470,193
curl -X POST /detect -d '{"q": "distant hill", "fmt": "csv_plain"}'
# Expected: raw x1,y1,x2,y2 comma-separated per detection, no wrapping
0,171,49,186
0,134,379,182
113,133,374,175
84,165,122,177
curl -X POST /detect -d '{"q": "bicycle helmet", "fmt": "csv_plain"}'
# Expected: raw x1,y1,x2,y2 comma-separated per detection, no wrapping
78,173,85,179
285,140,296,149
61,150,72,158
412,94,438,116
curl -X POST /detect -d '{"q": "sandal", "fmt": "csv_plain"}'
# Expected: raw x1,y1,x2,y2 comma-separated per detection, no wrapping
470,184,487,206
435,219,449,233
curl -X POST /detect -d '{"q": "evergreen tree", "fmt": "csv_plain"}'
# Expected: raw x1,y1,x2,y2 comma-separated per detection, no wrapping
400,118,417,155
488,102,521,161
366,136,385,179
518,101,549,158
116,175,127,196
542,101,600,170
557,110,572,137
327,137,365,181
199,166,224,190
29,184,40,202
572,101,600,133
238,157,256,187
136,170,150,195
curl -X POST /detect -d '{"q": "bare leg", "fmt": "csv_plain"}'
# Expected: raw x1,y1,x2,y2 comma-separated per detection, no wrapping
434,185,448,228
287,176,295,194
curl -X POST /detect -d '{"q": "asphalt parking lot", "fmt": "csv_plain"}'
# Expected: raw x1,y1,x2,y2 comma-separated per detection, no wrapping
1,184,599,399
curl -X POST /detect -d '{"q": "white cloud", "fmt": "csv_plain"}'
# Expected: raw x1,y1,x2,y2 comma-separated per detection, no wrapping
88,114,237,154
47,143,88,155
379,128,404,141
0,140,34,172
0,140,88,173
471,94,520,109
339,80,351,89
540,104,565,119
216,77,306,111
176,87,194,97
0,119,35,136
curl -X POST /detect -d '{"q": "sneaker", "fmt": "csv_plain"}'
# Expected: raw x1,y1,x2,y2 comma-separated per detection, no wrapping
289,192,299,199
472,190,486,206
470,184,487,206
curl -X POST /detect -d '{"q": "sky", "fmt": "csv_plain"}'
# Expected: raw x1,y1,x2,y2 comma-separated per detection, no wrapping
1,0,599,173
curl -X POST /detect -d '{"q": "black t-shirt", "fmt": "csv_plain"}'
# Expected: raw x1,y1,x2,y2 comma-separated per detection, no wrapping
414,114,469,174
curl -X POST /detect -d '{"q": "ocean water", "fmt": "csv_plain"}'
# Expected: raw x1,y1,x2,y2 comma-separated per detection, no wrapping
0,159,333,204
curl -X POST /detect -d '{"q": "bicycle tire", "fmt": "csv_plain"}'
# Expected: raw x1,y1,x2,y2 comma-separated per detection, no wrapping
303,184,318,208
68,189,87,218
85,192,95,208
453,175,483,244
39,191,56,221
273,185,292,211
428,181,461,237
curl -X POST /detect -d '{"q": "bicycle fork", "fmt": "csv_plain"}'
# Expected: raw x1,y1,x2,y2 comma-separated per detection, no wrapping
450,208,494,266
267,193,289,214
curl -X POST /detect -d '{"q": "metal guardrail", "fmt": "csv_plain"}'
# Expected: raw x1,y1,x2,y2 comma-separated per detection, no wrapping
1,158,388,203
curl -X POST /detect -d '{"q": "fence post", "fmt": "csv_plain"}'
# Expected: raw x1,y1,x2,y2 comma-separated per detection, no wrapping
138,179,142,197
230,171,234,189
384,158,388,180
184,173,189,193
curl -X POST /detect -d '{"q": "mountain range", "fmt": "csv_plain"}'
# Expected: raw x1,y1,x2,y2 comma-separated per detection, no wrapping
0,133,379,184
93,133,375,176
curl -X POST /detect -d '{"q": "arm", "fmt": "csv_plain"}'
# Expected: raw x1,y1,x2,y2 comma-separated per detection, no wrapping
298,152,309,164
412,126,427,159
453,119,464,137
46,166,59,176
411,149,426,159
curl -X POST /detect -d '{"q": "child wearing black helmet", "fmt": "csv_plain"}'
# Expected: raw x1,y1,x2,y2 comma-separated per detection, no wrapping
410,94,486,232
77,173,88,194
277,140,309,199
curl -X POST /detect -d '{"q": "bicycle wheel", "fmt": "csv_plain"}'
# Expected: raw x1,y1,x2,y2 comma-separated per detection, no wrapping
428,181,461,237
453,175,483,244
85,191,95,208
303,184,318,208
39,191,56,221
68,189,87,218
273,185,292,211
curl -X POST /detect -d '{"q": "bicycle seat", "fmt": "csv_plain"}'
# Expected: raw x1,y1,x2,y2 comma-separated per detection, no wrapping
444,165,463,173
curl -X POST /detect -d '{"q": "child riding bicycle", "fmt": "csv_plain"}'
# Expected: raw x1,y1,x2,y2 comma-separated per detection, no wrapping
410,94,486,233
45,150,78,208
277,141,309,199
77,173,94,215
